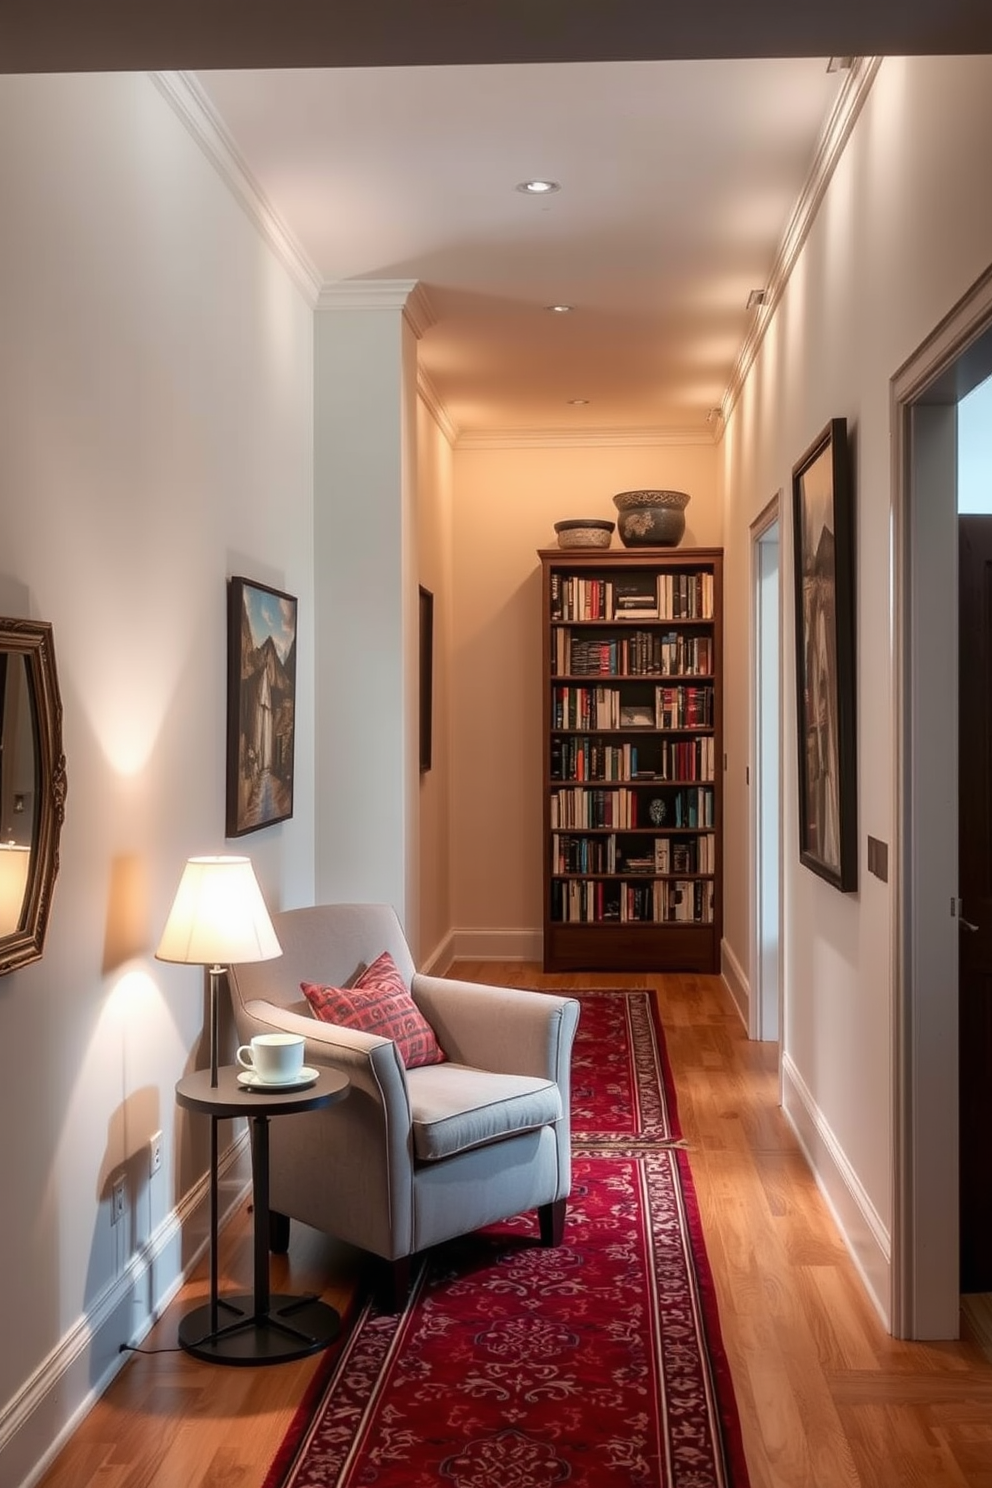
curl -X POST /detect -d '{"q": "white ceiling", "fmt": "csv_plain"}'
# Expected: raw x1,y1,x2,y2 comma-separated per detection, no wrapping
10,0,988,442
193,60,850,439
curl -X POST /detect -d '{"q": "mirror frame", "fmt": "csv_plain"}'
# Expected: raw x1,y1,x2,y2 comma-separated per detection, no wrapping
0,619,66,974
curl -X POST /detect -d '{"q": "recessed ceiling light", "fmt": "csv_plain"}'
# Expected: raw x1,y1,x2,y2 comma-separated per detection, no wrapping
546,304,573,314
567,398,590,406
516,179,561,195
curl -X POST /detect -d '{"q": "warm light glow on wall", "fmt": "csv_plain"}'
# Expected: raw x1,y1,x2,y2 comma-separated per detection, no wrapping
70,601,192,778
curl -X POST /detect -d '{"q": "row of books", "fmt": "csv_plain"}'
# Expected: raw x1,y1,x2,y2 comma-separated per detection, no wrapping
552,630,713,678
615,572,715,622
655,684,714,729
551,831,716,875
550,639,713,684
551,737,644,782
550,878,715,924
552,685,624,731
551,787,637,829
552,682,715,731
648,634,713,678
550,571,715,622
550,785,715,829
554,630,656,677
657,736,715,782
551,735,714,783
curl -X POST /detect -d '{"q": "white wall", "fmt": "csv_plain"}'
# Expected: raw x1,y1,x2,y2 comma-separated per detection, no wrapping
719,54,992,1322
0,73,316,1485
312,298,416,929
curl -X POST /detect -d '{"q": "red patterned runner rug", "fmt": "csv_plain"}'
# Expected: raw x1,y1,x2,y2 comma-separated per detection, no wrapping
568,987,682,1146
263,991,750,1488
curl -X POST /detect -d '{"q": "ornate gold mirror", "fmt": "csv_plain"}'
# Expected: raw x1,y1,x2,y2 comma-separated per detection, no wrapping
0,619,66,974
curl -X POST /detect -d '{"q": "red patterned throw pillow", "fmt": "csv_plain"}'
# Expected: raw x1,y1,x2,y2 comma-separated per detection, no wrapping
302,951,446,1069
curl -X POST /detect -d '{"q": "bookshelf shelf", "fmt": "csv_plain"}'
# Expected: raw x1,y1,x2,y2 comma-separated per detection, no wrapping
540,545,723,973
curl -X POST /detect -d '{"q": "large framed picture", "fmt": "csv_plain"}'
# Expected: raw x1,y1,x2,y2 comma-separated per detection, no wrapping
791,418,857,892
226,576,298,837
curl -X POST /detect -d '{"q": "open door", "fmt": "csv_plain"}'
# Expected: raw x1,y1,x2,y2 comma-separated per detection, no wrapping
958,519,992,1290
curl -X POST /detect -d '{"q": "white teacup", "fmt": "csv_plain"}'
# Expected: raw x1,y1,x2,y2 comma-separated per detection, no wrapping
236,1032,305,1085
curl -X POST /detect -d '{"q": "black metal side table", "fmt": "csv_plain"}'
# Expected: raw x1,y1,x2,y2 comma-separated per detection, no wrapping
175,1064,349,1365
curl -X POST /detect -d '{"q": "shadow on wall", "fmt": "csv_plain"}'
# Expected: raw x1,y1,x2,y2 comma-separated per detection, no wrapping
86,1083,162,1385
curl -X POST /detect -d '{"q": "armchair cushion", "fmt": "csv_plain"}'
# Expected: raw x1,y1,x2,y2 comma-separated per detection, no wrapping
302,950,446,1069
406,1064,562,1161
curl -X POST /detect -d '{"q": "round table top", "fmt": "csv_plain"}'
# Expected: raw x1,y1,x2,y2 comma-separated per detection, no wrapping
175,1064,349,1117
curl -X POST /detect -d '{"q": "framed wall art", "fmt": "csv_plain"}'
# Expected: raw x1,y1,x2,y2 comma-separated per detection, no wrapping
226,576,298,837
419,585,433,773
791,418,858,892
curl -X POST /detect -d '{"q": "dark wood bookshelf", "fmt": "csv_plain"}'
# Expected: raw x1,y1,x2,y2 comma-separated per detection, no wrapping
540,545,723,973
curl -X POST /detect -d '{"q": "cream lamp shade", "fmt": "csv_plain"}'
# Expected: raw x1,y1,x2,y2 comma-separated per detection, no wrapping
156,855,282,967
0,842,30,936
156,855,281,1084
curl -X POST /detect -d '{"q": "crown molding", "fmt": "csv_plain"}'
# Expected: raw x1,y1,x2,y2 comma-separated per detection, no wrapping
150,71,323,305
403,281,437,339
154,63,872,451
417,367,459,444
454,425,715,451
723,55,882,422
317,278,437,339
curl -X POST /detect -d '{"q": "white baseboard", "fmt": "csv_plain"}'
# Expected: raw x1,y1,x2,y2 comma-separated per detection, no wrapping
444,926,544,965
420,928,456,976
6,1132,251,1488
781,1052,891,1328
720,938,750,1029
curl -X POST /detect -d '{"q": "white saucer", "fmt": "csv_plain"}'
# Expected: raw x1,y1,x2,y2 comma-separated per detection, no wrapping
237,1066,319,1092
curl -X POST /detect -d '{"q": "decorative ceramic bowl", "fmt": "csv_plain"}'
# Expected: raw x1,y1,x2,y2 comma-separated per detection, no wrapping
553,518,615,550
612,490,691,548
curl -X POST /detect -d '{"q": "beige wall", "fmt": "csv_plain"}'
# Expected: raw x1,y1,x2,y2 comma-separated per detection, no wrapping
449,442,720,951
417,403,455,965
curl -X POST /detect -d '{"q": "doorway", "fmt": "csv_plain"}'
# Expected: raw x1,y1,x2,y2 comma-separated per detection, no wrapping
956,375,992,1294
894,266,992,1339
751,502,781,1044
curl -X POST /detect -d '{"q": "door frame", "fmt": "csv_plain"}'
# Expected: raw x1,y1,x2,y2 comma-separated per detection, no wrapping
893,262,992,1337
749,496,783,1049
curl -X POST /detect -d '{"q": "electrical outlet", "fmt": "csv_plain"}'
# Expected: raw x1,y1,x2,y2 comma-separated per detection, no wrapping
149,1130,162,1177
111,1174,126,1226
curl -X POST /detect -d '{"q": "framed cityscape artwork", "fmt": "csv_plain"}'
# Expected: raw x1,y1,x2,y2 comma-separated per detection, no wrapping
226,576,298,837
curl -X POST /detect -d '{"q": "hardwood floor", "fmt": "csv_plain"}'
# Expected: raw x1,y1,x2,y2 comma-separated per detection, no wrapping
35,967,992,1488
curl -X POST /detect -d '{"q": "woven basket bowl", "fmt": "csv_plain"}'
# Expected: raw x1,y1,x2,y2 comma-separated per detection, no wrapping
554,519,615,550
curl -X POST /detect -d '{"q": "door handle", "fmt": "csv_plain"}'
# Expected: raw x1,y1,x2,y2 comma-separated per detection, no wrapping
952,898,980,931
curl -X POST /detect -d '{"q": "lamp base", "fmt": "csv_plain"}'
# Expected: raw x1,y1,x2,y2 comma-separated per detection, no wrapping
177,1292,341,1366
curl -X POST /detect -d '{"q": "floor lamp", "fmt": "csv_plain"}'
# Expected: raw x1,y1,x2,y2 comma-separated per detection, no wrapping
156,854,282,1085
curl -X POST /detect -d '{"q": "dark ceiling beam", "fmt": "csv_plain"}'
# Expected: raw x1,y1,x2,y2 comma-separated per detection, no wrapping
2,0,991,71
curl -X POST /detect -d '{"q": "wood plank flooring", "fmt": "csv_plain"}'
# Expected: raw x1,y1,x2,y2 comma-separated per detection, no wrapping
34,967,992,1488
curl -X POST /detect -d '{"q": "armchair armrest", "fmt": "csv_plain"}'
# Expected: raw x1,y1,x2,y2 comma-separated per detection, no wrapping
241,997,410,1114
410,975,580,1083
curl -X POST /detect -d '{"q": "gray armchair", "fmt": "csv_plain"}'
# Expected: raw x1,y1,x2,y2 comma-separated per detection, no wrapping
226,903,580,1307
